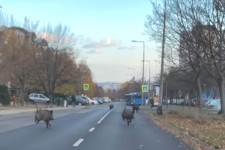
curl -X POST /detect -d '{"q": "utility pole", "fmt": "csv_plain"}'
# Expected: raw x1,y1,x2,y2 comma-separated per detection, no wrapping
131,40,145,106
166,81,168,108
144,60,151,103
159,0,167,107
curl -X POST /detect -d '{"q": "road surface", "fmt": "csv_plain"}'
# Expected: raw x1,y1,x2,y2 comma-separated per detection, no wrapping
0,102,193,150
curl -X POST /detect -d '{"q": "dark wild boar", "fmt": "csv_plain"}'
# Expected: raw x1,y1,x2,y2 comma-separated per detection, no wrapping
132,104,140,113
35,109,54,128
122,107,134,126
109,104,114,110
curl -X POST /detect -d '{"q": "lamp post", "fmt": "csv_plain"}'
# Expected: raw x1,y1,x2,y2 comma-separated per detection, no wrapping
144,60,151,102
128,67,135,92
131,40,145,106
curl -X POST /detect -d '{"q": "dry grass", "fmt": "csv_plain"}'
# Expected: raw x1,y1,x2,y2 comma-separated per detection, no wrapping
149,106,225,149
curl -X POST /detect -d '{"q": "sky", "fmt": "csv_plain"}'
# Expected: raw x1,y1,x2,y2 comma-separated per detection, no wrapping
0,0,162,83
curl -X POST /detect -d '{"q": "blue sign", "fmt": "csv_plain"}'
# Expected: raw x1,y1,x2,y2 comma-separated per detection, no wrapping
142,85,149,93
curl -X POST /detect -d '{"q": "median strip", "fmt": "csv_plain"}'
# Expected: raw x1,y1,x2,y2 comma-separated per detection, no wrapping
73,139,84,147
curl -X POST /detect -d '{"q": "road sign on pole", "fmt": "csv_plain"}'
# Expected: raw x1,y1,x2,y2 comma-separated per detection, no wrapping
83,84,89,91
142,85,149,93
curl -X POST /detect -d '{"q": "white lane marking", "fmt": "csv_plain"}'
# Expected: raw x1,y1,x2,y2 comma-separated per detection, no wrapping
73,139,84,147
89,127,95,132
97,110,112,124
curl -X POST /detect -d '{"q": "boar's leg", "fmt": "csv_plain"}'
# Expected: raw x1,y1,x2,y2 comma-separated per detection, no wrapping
122,115,125,121
127,120,130,126
35,116,38,124
45,121,50,128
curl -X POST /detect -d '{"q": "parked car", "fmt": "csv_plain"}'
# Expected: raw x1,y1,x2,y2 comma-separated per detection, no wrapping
81,96,98,105
206,99,221,112
102,97,110,103
76,96,88,106
96,98,103,104
88,98,98,105
204,99,213,108
29,93,50,103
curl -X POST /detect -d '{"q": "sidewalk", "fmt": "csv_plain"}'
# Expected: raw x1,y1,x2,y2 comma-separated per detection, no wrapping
0,105,83,116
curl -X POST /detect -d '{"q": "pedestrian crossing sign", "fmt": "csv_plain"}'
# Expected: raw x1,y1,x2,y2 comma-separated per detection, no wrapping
83,84,89,91
142,85,149,93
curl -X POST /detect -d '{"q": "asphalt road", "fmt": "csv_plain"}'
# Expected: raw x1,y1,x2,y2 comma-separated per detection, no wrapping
0,102,193,150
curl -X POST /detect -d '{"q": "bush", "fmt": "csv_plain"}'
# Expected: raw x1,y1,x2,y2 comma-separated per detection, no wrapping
0,84,10,105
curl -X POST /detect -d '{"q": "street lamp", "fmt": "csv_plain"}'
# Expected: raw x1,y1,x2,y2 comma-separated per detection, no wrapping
128,67,135,92
131,40,145,106
144,60,151,102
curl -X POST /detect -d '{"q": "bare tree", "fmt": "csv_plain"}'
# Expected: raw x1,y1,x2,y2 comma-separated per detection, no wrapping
30,23,77,102
0,27,35,105
32,44,75,103
37,23,76,50
0,10,39,32
94,84,105,97
75,60,95,97
146,0,225,114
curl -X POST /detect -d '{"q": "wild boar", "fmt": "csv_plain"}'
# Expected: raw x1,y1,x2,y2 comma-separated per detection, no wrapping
109,104,114,110
132,105,140,113
122,107,134,126
35,109,54,128
157,106,163,115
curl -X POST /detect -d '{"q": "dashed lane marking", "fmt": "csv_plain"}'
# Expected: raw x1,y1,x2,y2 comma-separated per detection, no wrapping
97,110,112,124
89,127,95,132
73,139,84,147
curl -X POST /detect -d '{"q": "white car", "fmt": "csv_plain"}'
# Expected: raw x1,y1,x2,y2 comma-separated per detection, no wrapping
86,97,98,105
102,97,110,103
206,99,221,112
29,93,50,103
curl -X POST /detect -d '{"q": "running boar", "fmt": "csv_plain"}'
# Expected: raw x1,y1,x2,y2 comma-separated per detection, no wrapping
35,109,54,128
132,105,140,113
157,106,163,115
109,104,114,110
122,107,134,126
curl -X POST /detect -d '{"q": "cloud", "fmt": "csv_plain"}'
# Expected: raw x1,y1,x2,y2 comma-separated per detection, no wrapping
86,49,101,54
117,45,137,50
83,37,120,48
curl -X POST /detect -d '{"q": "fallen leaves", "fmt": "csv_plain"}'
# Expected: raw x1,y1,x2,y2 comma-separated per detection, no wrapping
148,111,225,149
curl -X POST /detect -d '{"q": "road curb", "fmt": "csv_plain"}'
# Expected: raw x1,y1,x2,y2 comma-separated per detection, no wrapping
0,106,85,116
148,112,216,150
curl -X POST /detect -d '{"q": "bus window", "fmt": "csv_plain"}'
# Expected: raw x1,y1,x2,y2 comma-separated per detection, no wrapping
134,94,141,98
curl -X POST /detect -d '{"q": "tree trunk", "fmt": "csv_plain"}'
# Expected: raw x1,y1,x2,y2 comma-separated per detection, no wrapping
183,93,186,109
188,91,191,110
196,77,203,110
49,87,54,105
218,78,225,115
188,98,191,110
20,83,25,106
